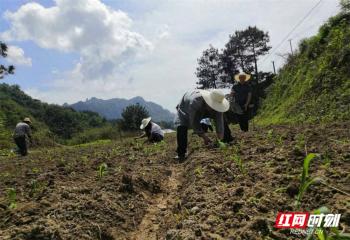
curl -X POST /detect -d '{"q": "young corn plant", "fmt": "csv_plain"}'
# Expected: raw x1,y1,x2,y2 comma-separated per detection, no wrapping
295,133,306,152
30,179,39,197
266,129,283,145
296,153,322,208
6,188,17,209
97,163,108,179
194,166,204,177
231,154,246,175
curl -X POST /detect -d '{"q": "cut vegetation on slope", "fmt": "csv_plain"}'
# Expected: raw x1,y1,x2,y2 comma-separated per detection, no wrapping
256,11,350,124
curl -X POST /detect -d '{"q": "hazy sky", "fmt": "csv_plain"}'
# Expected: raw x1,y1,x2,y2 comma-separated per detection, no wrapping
0,0,340,111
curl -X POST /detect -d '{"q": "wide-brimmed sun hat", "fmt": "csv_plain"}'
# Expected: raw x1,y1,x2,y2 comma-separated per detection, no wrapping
234,72,251,82
140,117,152,129
200,89,230,113
23,117,32,123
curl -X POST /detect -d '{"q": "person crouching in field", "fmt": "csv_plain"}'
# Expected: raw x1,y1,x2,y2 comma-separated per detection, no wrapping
200,118,213,133
174,89,230,161
13,117,32,156
136,117,164,143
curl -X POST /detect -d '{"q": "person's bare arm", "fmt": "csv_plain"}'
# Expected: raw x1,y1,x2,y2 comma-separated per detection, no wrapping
26,125,33,143
244,92,252,111
135,133,146,139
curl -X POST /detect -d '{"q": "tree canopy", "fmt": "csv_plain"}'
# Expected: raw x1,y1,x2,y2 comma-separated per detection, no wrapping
0,42,15,79
120,104,149,131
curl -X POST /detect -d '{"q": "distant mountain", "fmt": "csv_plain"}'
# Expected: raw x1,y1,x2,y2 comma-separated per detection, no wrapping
67,96,175,122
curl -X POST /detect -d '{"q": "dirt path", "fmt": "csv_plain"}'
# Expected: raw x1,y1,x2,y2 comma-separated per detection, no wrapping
130,163,184,240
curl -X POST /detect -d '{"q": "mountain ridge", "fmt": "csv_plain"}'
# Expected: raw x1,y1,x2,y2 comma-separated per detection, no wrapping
68,96,175,123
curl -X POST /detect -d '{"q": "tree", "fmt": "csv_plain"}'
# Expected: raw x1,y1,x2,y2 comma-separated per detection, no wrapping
340,0,350,12
222,26,271,83
120,104,149,131
0,42,15,79
195,45,223,89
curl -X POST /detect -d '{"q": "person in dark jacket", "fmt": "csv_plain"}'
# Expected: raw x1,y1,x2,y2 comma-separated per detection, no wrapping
13,117,32,156
232,72,252,132
174,89,230,161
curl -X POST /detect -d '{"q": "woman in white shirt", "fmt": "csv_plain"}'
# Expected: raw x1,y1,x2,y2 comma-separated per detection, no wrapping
136,117,164,143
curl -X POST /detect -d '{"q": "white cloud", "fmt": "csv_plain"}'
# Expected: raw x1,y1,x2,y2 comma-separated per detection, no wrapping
6,45,32,66
2,0,152,80
3,0,340,111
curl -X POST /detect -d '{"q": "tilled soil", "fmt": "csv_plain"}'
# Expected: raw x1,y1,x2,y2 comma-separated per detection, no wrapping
0,123,349,240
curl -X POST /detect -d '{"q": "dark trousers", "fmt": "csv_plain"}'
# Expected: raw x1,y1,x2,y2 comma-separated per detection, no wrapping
200,123,213,133
14,136,28,156
149,133,164,143
223,117,234,143
237,111,249,132
176,126,188,157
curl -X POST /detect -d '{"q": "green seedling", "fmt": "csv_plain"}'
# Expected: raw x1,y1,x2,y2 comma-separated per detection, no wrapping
194,166,203,177
30,179,39,197
7,188,17,209
29,179,45,197
128,153,136,161
296,153,322,207
321,151,331,169
231,154,246,175
218,141,227,150
267,129,274,140
81,156,89,165
295,133,306,151
97,163,108,179
266,129,283,145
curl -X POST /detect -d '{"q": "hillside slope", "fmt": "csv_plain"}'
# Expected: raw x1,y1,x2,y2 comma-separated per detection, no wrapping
256,12,350,124
68,96,175,123
0,84,107,148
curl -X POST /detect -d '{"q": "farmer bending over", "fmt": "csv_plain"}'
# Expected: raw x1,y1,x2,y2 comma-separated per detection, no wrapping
136,117,164,143
13,117,32,156
174,89,230,161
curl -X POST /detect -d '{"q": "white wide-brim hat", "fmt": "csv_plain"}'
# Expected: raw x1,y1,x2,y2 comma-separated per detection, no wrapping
234,72,251,82
140,117,152,129
200,89,230,113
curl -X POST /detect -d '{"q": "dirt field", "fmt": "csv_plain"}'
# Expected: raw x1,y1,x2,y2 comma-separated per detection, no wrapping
0,123,349,240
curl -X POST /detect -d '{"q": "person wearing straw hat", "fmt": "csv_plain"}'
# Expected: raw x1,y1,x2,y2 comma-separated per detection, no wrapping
174,89,230,161
232,72,252,132
13,117,33,156
136,117,164,143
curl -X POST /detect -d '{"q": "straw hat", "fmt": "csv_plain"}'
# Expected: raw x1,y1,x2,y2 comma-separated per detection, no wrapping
200,89,230,113
23,117,32,123
234,72,251,82
140,117,152,129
